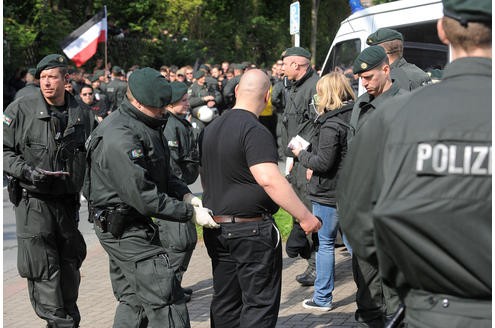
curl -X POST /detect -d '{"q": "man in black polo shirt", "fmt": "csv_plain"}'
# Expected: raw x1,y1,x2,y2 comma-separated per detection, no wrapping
200,69,321,328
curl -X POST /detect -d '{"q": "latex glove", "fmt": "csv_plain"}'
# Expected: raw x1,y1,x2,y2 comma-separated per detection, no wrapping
192,207,220,229
22,167,48,186
183,193,203,207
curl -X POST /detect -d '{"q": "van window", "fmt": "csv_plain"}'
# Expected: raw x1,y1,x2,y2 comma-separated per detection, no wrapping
395,22,449,70
321,39,361,76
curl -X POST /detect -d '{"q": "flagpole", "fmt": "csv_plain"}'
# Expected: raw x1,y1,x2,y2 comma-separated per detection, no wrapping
104,5,108,80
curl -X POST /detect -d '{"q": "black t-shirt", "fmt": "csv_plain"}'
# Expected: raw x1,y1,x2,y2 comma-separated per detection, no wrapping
200,109,279,217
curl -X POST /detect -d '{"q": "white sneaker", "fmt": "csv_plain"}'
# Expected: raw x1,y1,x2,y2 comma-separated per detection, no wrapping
302,298,332,312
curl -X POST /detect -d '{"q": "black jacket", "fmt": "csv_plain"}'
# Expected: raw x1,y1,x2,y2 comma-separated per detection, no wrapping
83,98,193,221
297,102,353,206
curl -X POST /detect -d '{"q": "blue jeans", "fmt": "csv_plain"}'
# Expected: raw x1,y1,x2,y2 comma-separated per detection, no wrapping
312,201,353,307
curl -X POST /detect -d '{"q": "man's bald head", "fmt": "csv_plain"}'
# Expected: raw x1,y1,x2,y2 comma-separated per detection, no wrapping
234,69,271,116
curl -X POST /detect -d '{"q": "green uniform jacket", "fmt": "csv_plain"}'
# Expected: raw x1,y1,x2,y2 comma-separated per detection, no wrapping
4,90,92,195
84,98,193,221
349,82,407,135
105,78,128,112
391,57,431,91
188,82,222,110
338,57,491,300
164,113,200,185
339,82,408,263
281,68,319,158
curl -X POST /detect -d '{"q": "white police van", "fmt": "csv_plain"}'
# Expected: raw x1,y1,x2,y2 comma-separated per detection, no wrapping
320,0,449,95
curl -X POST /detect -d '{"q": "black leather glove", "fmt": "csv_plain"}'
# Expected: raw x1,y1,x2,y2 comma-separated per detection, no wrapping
22,167,48,186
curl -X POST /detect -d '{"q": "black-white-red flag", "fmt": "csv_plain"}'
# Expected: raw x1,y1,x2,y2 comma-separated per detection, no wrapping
61,8,107,67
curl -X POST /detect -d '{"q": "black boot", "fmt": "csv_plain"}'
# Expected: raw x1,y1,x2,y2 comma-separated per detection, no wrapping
296,267,316,286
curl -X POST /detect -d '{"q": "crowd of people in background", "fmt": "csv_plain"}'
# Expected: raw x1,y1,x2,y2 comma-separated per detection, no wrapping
3,0,491,325
4,58,310,150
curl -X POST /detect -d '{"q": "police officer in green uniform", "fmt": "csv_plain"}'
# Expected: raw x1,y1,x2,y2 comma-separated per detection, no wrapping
3,54,91,328
105,66,127,112
338,0,491,326
188,70,222,120
343,46,408,327
366,28,431,91
160,81,201,302
83,67,219,328
280,46,320,286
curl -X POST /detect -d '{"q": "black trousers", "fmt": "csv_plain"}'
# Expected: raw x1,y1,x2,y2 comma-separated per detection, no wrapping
204,218,282,328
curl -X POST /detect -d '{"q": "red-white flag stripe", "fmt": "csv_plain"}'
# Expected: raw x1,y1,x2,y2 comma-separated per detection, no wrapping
61,10,107,67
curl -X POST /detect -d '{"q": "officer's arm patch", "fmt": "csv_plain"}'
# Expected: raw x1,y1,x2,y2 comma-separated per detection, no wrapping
128,148,144,160
168,140,179,148
3,114,13,126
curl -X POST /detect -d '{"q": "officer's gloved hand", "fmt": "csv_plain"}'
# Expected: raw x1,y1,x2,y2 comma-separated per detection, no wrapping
183,193,203,207
22,166,49,186
192,207,220,229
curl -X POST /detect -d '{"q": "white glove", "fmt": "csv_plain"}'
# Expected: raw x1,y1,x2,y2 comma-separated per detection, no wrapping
192,207,220,229
183,193,203,207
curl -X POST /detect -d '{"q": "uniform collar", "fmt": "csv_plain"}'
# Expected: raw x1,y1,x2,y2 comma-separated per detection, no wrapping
121,98,168,129
442,57,491,80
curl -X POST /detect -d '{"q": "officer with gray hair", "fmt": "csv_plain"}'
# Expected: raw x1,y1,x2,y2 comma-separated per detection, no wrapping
4,54,91,327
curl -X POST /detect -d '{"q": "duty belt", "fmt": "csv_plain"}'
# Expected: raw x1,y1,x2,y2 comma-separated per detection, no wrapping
213,214,268,223
89,204,150,238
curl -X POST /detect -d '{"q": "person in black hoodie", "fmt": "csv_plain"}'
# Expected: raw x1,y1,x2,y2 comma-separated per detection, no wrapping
289,72,355,311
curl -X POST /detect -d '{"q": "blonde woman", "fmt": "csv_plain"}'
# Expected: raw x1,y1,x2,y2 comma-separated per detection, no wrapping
290,72,355,311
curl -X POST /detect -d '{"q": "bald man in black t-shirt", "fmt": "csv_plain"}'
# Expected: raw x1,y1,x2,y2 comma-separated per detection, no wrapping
200,69,321,328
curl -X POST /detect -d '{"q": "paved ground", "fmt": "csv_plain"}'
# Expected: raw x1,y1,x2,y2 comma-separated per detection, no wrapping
3,238,357,327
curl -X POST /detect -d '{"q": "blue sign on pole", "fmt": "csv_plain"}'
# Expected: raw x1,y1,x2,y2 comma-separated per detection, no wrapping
290,1,300,35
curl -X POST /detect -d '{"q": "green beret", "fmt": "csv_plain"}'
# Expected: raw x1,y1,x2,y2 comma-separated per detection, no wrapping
170,82,189,104
28,68,37,77
128,67,172,108
353,46,388,75
35,54,68,79
193,70,205,79
89,75,100,83
94,70,105,78
443,0,492,26
233,63,244,70
280,47,312,59
427,68,443,80
366,28,403,46
112,66,123,74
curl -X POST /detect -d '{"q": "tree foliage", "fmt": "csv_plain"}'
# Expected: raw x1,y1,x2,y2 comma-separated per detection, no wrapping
4,0,358,79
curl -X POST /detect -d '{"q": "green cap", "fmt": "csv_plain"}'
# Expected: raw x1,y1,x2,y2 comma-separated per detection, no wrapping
443,0,492,26
94,70,105,78
366,28,403,46
128,67,172,108
35,54,68,78
193,70,205,79
170,81,189,104
112,66,123,74
353,46,388,74
89,75,100,83
28,68,37,77
280,47,312,59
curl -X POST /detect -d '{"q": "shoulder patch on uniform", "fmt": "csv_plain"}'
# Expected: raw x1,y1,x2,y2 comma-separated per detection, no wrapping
3,114,12,126
128,148,144,159
168,140,179,148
